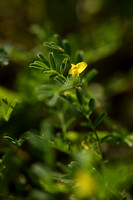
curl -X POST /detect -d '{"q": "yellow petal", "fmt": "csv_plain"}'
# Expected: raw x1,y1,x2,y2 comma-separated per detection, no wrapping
69,67,78,77
76,62,88,74
69,62,88,77
71,64,77,69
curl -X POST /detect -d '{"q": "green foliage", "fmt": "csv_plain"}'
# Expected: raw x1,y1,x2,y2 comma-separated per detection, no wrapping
0,97,17,121
0,35,133,200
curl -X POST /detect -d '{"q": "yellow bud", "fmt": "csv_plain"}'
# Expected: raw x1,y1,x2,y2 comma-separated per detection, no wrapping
66,131,78,141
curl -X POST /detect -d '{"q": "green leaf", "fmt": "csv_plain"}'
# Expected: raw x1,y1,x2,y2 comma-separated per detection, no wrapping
60,174,72,183
29,64,42,70
86,69,98,82
42,70,55,74
124,134,133,147
68,161,80,170
18,131,31,145
63,59,71,77
60,58,71,77
89,98,95,112
75,51,84,63
29,64,44,70
94,112,107,128
49,52,56,70
60,77,79,92
65,117,76,130
54,34,63,48
29,61,49,70
59,94,74,104
60,58,68,74
4,135,17,145
63,40,71,55
1,97,8,116
44,42,64,52
0,48,9,66
46,94,58,107
76,87,83,105
0,98,17,121
36,85,59,100
54,76,65,84
4,135,15,141
34,61,49,69
37,53,50,68
5,99,17,121
101,135,113,143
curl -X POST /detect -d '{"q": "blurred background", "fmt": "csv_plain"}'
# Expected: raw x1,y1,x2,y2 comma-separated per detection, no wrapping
0,0,133,131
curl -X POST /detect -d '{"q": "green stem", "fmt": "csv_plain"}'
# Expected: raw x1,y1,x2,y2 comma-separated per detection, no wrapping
81,107,103,159
93,128,103,159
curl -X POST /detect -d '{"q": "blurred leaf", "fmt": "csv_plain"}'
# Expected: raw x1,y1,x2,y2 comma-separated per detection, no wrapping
76,87,83,105
60,76,79,92
65,117,76,130
54,34,63,48
101,135,113,143
5,99,17,121
94,112,107,128
60,93,75,104
124,134,133,147
30,190,50,200
89,98,95,112
75,51,84,63
4,135,17,145
53,76,64,84
62,40,71,55
44,42,64,52
85,69,98,82
36,84,59,100
18,131,31,145
68,161,80,170
60,174,72,183
41,121,54,141
0,98,17,121
46,94,58,107
1,97,8,116
0,48,9,66
4,135,15,142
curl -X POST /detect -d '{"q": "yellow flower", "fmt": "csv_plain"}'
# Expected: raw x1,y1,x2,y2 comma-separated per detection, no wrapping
81,140,89,150
74,169,97,197
69,62,88,77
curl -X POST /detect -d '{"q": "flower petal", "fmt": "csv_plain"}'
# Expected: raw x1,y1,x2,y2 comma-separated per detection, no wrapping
71,64,77,69
69,67,78,77
77,62,88,74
